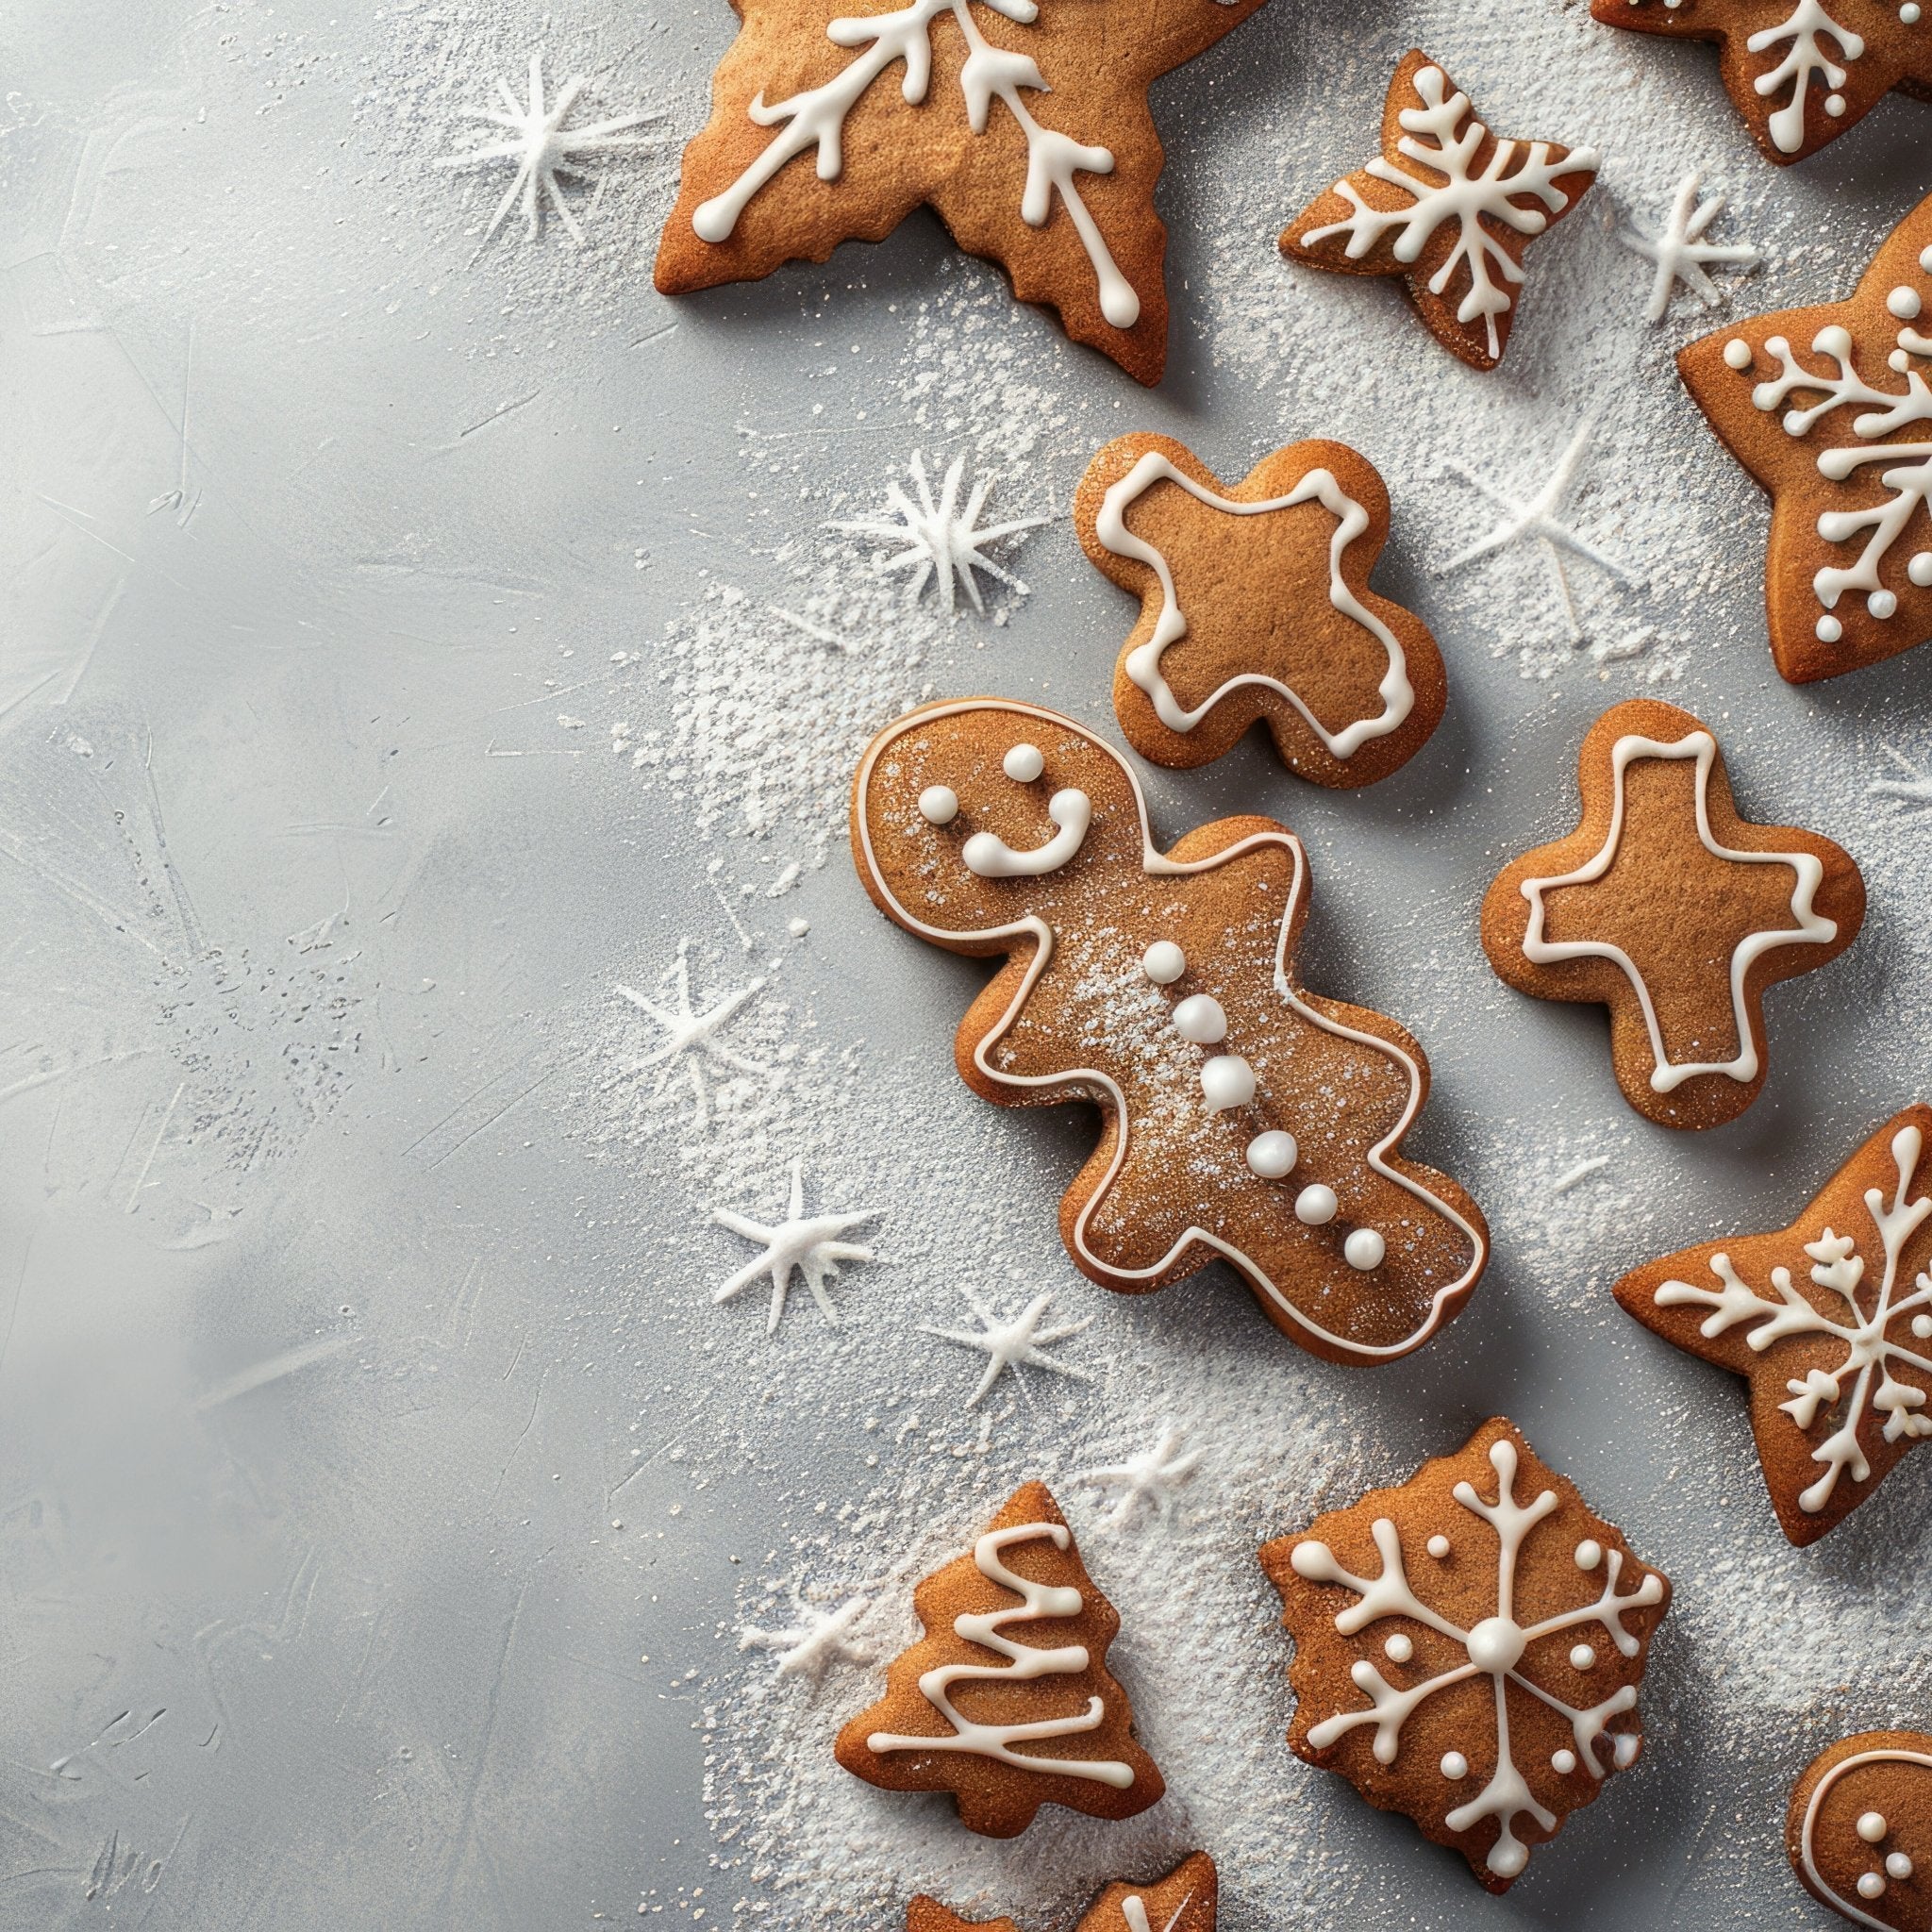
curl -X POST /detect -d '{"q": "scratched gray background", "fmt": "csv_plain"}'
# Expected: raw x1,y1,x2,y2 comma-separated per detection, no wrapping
2,0,1930,1928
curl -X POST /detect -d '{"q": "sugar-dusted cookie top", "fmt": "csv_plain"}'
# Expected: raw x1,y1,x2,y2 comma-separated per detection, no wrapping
1481,698,1865,1129
1074,433,1447,786
908,1853,1217,1931
654,0,1274,385
1261,1418,1671,1893
1790,1731,1932,1928
850,698,1489,1364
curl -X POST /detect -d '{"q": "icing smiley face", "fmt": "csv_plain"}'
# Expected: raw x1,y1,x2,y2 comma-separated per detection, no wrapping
850,698,1489,1365
1789,1732,1932,1928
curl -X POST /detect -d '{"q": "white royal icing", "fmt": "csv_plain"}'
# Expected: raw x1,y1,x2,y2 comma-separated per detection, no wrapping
1094,451,1416,756
920,784,960,824
1200,1054,1256,1113
1004,741,1045,782
962,787,1093,878
865,1519,1137,1787
1246,1130,1298,1178
1655,1123,1932,1514
1120,1893,1192,1932
1291,1436,1663,1880
1744,0,1866,154
1141,941,1186,985
1799,1747,1932,1929
1518,728,1839,1091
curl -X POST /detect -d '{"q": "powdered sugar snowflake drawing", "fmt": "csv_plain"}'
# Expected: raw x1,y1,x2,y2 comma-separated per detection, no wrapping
613,940,771,1125
1656,1122,1932,1514
712,1160,879,1334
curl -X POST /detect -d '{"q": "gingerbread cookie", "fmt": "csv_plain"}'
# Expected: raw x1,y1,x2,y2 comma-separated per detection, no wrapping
654,0,1273,386
908,1853,1217,1932
1278,50,1598,372
1591,0,1932,165
850,698,1489,1364
1074,434,1447,786
1259,1418,1671,1892
1790,1733,1932,1928
1679,191,1932,684
1481,698,1864,1130
836,1480,1161,1836
1616,1108,1932,1546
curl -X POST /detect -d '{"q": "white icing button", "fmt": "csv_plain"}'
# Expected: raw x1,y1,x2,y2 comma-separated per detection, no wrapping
1825,92,1847,117
1141,940,1186,985
1466,1615,1526,1674
1441,1752,1469,1780
1552,1749,1577,1775
1571,1643,1596,1672
1246,1130,1298,1179
1002,742,1044,782
1859,1873,1887,1901
1575,1539,1603,1572
1817,614,1844,644
1343,1227,1386,1272
1889,1853,1914,1880
1923,244,1932,273
1723,337,1753,370
1890,285,1925,322
1872,590,1900,620
1613,1734,1640,1769
1295,1184,1339,1226
1906,2,1924,20
1174,993,1227,1044
1859,1811,1890,1843
1201,1055,1255,1112
1426,1534,1451,1559
1911,552,1932,587
918,785,959,825
1916,1314,1932,1340
1384,1633,1414,1664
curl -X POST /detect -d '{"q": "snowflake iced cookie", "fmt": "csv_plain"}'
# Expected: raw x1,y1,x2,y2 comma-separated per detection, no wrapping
835,1480,1162,1836
653,0,1273,386
1790,1732,1932,1928
1073,434,1447,786
1259,1418,1671,1892
1591,0,1931,165
1678,191,1932,684
850,699,1489,1364
1615,1108,1932,1545
908,1853,1217,1931
1277,50,1599,373
1481,698,1865,1130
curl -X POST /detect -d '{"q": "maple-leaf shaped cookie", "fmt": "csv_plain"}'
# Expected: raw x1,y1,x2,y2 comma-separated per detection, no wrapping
1278,50,1599,372
1679,191,1932,684
850,698,1489,1365
1616,1108,1932,1547
1074,434,1447,786
836,1480,1162,1837
1789,1731,1932,1927
1260,1418,1671,1892
1481,698,1864,1130
1591,0,1932,164
908,1854,1218,1932
653,0,1274,385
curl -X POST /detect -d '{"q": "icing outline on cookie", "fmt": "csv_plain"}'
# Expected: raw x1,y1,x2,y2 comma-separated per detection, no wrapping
1093,451,1415,756
1519,727,1838,1091
853,698,1489,1361
1800,1746,1932,1928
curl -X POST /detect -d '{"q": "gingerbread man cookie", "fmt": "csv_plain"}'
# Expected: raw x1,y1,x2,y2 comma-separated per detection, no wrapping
654,0,1273,386
1074,434,1447,786
908,1854,1217,1932
1481,698,1864,1130
1591,0,1932,165
850,699,1489,1364
1616,1108,1932,1546
836,1480,1162,1837
1278,50,1599,372
1790,1733,1932,1928
1260,1418,1671,1892
1679,190,1932,684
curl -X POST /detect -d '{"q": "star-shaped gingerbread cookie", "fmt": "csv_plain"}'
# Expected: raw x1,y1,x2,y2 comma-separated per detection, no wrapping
1591,0,1932,164
654,0,1273,385
1679,190,1932,685
1481,699,1864,1129
1074,434,1447,786
1278,50,1598,372
1616,1108,1932,1547
908,1855,1217,1932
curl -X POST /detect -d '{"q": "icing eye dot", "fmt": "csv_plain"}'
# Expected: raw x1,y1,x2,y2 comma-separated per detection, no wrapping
1246,1130,1298,1179
1890,1853,1915,1880
1384,1633,1414,1663
1613,1734,1640,1769
1427,1534,1451,1559
1910,552,1932,587
1824,92,1847,117
1859,1874,1888,1901
1575,1539,1603,1572
1723,337,1753,370
1441,1752,1469,1780
1890,285,1925,322
1872,590,1899,621
1915,1314,1932,1340
1200,1054,1256,1113
1571,1643,1597,1672
1551,1749,1577,1774
918,786,959,825
1859,1811,1890,1844
1141,941,1186,985
1002,742,1044,782
1173,993,1228,1044
1295,1184,1339,1226
1817,614,1844,644
1905,3,1924,21
1343,1227,1386,1272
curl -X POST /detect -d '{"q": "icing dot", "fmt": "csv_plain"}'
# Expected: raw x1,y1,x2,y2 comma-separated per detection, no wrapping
1859,1874,1887,1901
1427,1534,1451,1559
1200,1055,1255,1112
1723,337,1753,370
1441,1752,1469,1780
1613,1734,1640,1769
1295,1184,1339,1226
1571,1643,1597,1672
1174,993,1228,1044
1384,1633,1414,1663
1859,1811,1890,1844
1552,1749,1578,1775
1890,286,1925,322
1911,553,1932,587
1343,1227,1386,1272
1905,3,1923,21
1575,1539,1603,1572
1923,245,1932,273
1890,1853,1915,1880
1246,1130,1298,1179
918,786,959,825
1466,1616,1526,1674
1141,941,1186,985
1915,1314,1932,1340
1872,590,1899,621
1002,742,1043,782
1817,614,1844,644
1825,92,1846,117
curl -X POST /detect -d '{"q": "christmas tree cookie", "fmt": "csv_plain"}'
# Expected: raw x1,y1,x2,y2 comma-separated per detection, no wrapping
908,1854,1217,1930
1260,1419,1671,1892
850,698,1489,1364
1790,1732,1932,1927
836,1481,1162,1836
